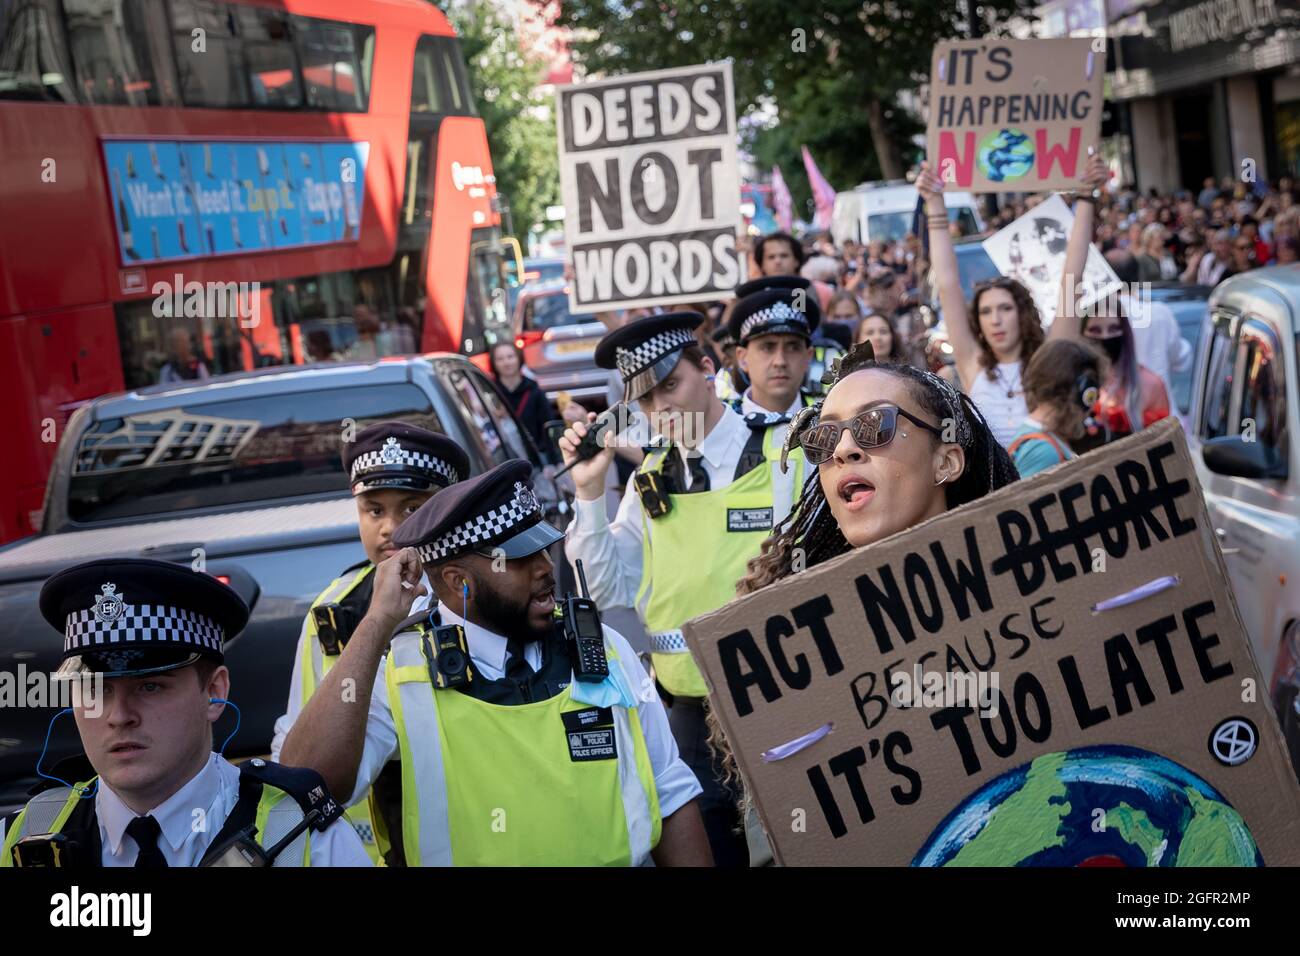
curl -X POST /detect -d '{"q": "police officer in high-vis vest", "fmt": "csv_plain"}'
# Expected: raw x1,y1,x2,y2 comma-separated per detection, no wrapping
560,312,802,866
279,459,711,866
729,276,823,427
1,559,369,868
270,421,468,863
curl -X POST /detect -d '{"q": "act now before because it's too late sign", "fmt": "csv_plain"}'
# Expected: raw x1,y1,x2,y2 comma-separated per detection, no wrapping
556,63,745,313
683,420,1300,866
927,38,1104,194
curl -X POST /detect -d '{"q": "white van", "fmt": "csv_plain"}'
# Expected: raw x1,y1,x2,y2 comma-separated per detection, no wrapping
831,181,984,248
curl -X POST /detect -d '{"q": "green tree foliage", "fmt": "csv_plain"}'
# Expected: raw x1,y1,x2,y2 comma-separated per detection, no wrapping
555,0,1030,220
450,3,560,241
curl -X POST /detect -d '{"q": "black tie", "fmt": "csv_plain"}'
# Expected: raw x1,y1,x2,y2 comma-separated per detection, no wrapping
126,815,168,868
505,638,533,681
685,453,710,492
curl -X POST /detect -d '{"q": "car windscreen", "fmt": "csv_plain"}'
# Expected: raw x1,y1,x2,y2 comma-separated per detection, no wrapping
869,207,977,244
67,384,441,523
955,244,1001,299
523,292,581,331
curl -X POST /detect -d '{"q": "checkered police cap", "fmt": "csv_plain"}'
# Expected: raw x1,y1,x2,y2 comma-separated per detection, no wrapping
349,439,460,487
594,313,704,402
613,327,696,378
394,458,564,565
416,480,541,563
729,275,821,345
738,300,812,341
40,559,250,676
344,422,469,495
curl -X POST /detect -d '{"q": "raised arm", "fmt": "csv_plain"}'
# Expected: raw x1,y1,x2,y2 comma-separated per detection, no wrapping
917,162,978,386
1052,152,1109,341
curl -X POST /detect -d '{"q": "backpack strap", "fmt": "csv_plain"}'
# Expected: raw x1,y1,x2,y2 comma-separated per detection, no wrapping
1007,431,1068,461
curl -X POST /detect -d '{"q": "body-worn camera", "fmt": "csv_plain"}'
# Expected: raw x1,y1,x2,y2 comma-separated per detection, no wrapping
12,832,83,868
421,608,474,689
559,561,609,683
635,471,673,519
312,602,360,656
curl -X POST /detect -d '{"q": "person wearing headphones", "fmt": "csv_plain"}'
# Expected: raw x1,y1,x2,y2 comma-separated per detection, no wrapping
1009,339,1108,478
279,460,711,866
1,559,369,867
270,421,469,863
560,311,803,866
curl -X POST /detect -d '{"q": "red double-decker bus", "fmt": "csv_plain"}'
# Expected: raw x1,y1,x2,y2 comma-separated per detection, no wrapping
0,0,515,544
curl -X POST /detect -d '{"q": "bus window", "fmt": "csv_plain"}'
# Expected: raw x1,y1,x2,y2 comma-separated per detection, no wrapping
168,0,247,108
63,0,159,106
464,228,509,353
0,0,77,102
296,17,371,112
242,7,300,108
410,38,448,114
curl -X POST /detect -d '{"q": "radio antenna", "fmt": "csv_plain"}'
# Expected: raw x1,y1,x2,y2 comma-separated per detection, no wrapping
575,559,590,599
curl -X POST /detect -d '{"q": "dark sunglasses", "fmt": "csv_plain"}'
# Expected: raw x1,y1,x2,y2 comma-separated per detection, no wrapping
800,404,943,465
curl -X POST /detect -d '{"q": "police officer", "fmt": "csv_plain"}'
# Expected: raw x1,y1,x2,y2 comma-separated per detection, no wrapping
279,459,711,866
561,312,802,866
1,559,369,867
729,275,823,420
270,421,468,862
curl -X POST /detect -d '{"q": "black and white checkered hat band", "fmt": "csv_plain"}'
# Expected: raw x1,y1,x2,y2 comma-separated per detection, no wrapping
614,327,696,378
350,449,458,487
739,302,810,341
64,604,224,655
415,491,541,563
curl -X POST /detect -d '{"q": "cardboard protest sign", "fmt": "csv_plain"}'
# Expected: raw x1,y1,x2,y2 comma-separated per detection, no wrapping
684,419,1300,865
555,63,744,313
982,194,1120,327
928,39,1103,193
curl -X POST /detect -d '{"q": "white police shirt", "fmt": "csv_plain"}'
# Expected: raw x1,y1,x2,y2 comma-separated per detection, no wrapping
91,753,370,867
345,605,702,816
271,577,435,761
566,404,797,617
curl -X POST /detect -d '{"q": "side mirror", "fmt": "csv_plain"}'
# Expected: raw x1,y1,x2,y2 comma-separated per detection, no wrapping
1202,435,1288,480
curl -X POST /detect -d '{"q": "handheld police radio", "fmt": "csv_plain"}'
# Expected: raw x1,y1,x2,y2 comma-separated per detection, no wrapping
559,560,609,683
420,606,475,689
554,403,630,478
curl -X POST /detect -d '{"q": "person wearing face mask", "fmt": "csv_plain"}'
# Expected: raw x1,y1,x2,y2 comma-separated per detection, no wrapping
1074,306,1169,451
918,156,1104,447
713,342,1019,864
559,312,801,867
270,422,469,863
1008,340,1108,477
279,461,711,866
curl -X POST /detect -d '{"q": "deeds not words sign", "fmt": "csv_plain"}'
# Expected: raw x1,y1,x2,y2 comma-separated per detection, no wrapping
683,420,1300,866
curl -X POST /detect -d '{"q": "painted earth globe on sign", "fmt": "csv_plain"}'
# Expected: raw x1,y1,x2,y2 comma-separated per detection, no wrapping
976,128,1035,183
912,745,1263,867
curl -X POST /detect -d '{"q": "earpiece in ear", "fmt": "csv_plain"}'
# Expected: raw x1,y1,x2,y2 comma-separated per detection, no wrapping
935,472,950,486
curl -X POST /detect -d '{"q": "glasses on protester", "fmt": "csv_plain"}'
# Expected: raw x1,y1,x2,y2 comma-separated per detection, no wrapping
800,404,943,465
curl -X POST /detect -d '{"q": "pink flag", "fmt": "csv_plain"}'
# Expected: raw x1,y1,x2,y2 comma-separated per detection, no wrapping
771,165,794,233
801,145,837,230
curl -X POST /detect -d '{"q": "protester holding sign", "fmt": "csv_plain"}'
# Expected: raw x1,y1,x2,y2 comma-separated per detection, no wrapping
920,155,1106,446
717,342,1018,862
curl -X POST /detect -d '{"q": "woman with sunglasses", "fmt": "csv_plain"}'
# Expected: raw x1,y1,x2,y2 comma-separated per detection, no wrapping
916,155,1108,447
713,343,1019,863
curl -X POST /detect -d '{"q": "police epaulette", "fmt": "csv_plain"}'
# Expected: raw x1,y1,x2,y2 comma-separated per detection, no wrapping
744,411,789,429
341,558,373,574
725,397,744,414
393,609,428,638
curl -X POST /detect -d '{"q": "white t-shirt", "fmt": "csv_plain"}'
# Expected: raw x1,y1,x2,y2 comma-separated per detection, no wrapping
966,361,1027,448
